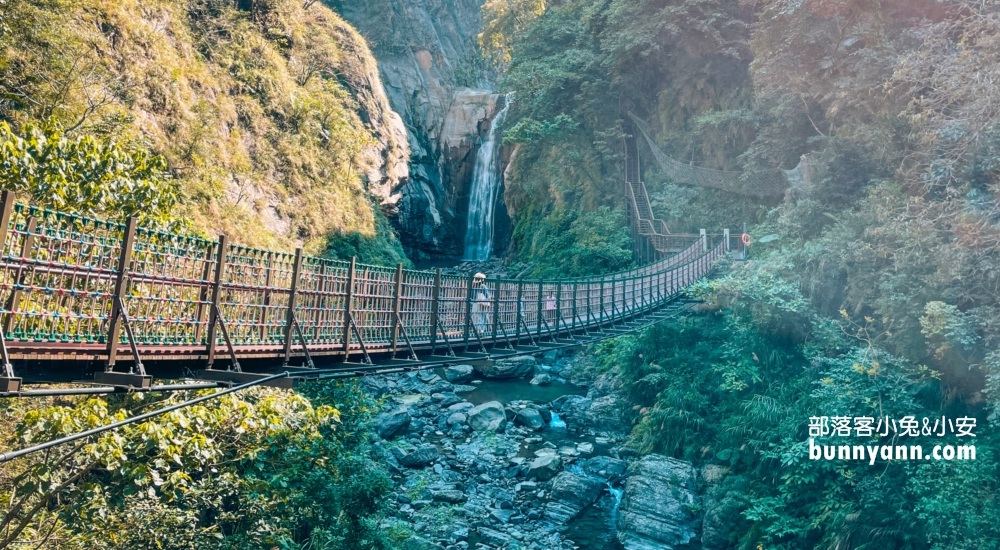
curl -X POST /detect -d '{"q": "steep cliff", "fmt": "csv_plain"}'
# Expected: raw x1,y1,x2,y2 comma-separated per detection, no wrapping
337,0,503,259
0,0,408,252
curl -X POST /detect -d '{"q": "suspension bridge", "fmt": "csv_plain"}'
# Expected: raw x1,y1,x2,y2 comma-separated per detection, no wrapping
0,124,744,398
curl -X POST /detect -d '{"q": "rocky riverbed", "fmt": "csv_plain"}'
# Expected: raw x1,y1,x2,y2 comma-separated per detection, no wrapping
361,350,711,550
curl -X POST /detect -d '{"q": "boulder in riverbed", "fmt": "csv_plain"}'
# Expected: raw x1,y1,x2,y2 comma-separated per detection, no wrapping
530,373,552,385
398,445,439,468
514,407,545,430
467,401,506,431
616,454,700,549
443,364,475,383
544,471,605,523
474,355,535,379
375,408,411,439
525,454,562,481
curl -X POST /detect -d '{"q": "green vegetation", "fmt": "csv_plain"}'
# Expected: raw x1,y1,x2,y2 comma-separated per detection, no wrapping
324,206,412,267
0,0,402,253
499,0,1000,547
0,119,182,230
0,381,398,549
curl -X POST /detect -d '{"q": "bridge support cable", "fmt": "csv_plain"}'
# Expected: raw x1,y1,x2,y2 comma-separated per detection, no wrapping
0,371,290,464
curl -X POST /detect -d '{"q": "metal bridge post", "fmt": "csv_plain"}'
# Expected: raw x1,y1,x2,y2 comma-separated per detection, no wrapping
106,217,138,369
724,228,730,253
342,257,356,358
430,268,442,352
391,262,403,356
206,235,228,367
701,229,707,252
282,248,304,366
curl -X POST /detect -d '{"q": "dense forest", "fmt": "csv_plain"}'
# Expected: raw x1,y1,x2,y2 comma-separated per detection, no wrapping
2,0,999,548
490,0,1000,547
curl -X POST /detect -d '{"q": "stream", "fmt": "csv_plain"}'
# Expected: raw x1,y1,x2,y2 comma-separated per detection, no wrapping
367,355,630,550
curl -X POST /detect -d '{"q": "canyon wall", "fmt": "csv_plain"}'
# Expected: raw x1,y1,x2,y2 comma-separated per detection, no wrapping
337,0,501,259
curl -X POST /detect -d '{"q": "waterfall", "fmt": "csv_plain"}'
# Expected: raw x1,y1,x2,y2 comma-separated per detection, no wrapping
548,411,567,430
463,97,510,261
607,482,623,505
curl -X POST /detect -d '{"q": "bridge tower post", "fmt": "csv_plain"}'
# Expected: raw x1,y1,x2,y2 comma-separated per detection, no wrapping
282,248,304,366
700,229,707,252
206,235,228,368
105,216,138,371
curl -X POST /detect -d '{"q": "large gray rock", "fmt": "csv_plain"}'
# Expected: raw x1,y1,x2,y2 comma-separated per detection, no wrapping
525,454,562,481
398,445,440,468
466,401,506,431
586,394,629,432
477,527,512,547
530,373,552,385
475,356,536,379
443,364,475,383
557,394,629,433
617,455,700,550
431,489,466,504
375,408,411,439
446,412,467,427
514,408,545,431
544,472,605,523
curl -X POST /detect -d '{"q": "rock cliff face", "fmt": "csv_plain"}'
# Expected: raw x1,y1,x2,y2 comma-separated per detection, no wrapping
616,455,701,549
337,0,503,259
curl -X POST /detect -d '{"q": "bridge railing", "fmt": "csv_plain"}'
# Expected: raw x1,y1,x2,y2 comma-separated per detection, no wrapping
0,191,729,372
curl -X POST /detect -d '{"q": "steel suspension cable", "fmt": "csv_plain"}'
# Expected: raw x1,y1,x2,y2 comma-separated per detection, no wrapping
0,371,290,463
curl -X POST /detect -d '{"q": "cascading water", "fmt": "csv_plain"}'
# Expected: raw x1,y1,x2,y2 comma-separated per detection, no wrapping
463,97,510,261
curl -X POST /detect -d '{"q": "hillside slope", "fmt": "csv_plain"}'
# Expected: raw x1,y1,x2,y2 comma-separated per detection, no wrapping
0,0,408,252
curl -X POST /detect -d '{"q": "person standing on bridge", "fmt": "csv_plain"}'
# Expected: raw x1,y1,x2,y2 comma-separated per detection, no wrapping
472,272,491,335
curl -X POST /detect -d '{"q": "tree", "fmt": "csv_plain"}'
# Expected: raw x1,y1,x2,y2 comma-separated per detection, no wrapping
480,0,547,69
0,119,182,230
